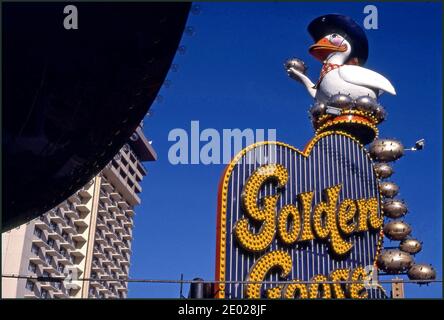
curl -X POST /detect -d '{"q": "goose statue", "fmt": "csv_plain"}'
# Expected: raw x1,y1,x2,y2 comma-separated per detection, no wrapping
285,14,396,144
287,14,396,102
287,14,396,103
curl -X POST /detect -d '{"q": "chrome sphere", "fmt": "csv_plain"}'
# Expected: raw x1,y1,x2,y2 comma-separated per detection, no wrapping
369,139,404,162
354,95,378,112
379,182,400,198
327,93,353,109
377,249,414,273
383,220,412,240
400,238,422,255
407,264,436,282
284,58,307,74
382,199,407,218
374,163,394,179
374,104,387,122
309,102,327,119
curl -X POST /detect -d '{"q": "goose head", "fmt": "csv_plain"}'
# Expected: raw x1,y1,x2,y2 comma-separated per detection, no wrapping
309,33,352,65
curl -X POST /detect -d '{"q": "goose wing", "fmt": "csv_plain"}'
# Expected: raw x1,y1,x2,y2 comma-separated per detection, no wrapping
339,65,396,96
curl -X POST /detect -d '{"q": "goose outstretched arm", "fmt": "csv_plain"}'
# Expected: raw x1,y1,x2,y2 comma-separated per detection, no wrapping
287,67,317,98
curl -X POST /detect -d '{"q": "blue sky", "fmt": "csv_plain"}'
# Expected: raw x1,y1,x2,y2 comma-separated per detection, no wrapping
128,2,442,298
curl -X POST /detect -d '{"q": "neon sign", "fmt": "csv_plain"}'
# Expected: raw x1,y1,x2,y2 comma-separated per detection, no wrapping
215,132,385,299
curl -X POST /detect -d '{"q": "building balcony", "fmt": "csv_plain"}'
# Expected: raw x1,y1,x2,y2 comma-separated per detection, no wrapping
40,282,57,291
48,211,64,224
95,236,107,246
78,189,92,200
73,219,88,229
123,219,133,228
100,195,111,205
105,218,118,226
24,293,38,299
30,255,45,265
94,250,106,259
66,265,83,276
96,285,109,293
109,192,120,201
99,273,112,281
122,233,132,241
117,201,129,210
72,233,87,244
59,239,75,251
104,231,118,240
120,260,130,267
68,194,81,203
108,278,120,286
32,238,50,249
45,248,62,260
61,224,76,234
106,204,119,214
114,230,125,239
125,209,135,217
35,220,51,232
97,207,110,219
102,259,113,267
91,264,104,274
46,231,64,242
112,252,124,260
56,255,70,265
114,212,125,220
116,283,127,292
41,264,57,274
96,220,109,231
70,250,85,259
75,203,90,214
53,290,68,298
90,281,101,288
113,238,124,246
120,247,132,254
61,207,79,220
110,264,121,272
60,241,75,250
103,244,116,254
65,282,81,291
101,182,113,192
117,271,128,279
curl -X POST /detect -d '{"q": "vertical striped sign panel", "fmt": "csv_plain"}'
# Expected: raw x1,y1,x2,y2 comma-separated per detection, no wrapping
215,131,385,299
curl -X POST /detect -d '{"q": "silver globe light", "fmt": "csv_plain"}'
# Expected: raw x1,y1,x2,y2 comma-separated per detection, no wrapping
284,58,307,74
374,104,387,122
309,102,327,120
400,238,423,255
407,264,437,282
354,95,378,112
327,93,353,109
383,220,412,241
377,249,414,273
374,163,394,179
382,199,408,218
379,182,400,198
369,139,404,162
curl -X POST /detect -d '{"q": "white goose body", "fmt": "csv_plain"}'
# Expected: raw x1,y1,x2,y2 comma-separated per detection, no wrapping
315,65,395,103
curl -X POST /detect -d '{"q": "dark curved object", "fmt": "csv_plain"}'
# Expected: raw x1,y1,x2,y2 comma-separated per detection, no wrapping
2,2,191,230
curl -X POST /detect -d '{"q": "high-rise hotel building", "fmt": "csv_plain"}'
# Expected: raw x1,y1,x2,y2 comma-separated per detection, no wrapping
2,126,156,298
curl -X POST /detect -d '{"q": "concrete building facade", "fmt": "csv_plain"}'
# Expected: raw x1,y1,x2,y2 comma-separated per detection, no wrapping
2,126,156,298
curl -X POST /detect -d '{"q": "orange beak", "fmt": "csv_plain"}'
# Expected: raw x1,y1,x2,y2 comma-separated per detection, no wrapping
309,37,347,62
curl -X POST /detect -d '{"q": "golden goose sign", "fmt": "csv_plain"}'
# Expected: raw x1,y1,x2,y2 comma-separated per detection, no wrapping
215,132,385,299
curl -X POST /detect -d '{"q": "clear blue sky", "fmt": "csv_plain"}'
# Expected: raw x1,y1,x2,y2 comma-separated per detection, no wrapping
128,2,442,298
